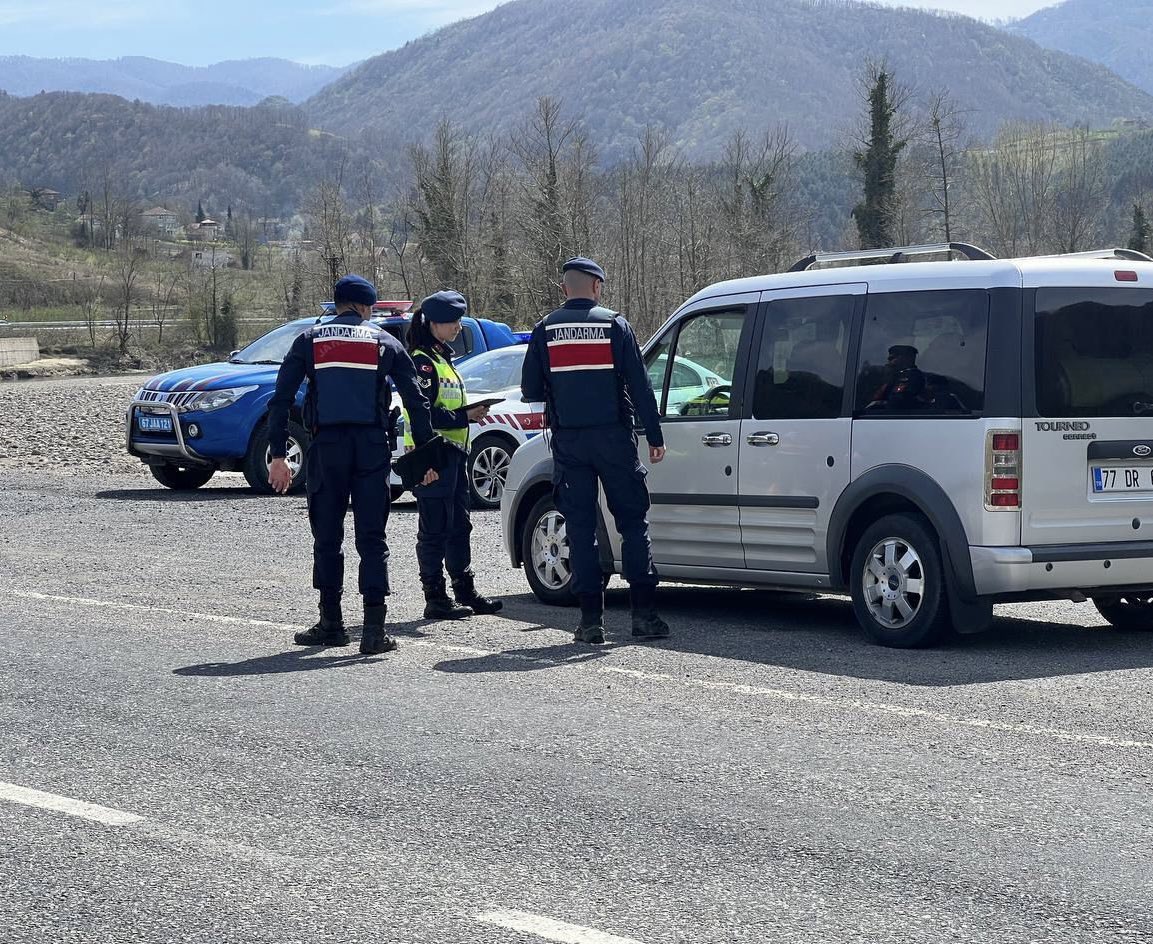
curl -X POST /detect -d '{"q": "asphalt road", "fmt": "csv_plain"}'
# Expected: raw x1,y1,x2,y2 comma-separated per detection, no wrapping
2,468,1152,943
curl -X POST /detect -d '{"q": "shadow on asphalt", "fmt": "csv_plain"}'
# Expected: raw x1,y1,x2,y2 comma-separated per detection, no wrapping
172,618,434,677
431,585,1153,687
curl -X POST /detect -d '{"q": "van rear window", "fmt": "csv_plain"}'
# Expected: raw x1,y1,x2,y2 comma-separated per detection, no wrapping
1035,288,1153,417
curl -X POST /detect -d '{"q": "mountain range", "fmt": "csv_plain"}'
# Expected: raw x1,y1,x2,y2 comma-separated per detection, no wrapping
1009,0,1153,97
303,0,1153,156
0,56,353,107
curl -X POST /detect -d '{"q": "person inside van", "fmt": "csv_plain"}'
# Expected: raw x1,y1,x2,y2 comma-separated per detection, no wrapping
866,344,926,411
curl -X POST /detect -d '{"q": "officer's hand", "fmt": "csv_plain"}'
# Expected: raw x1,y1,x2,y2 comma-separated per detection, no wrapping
649,445,666,464
420,469,439,486
466,405,490,421
268,457,294,494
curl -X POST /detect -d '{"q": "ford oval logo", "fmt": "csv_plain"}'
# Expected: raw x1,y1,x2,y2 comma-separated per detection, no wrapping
1135,445,1152,458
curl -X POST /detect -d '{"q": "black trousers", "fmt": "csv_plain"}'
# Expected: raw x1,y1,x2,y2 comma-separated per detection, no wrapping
305,425,392,605
413,448,472,583
551,425,658,598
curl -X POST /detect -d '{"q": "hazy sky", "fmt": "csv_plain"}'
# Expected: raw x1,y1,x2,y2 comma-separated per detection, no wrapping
0,0,1062,66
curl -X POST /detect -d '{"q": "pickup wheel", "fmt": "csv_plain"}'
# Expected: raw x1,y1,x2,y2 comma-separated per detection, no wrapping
468,433,515,509
1092,594,1153,630
849,513,950,648
244,420,308,495
149,463,214,491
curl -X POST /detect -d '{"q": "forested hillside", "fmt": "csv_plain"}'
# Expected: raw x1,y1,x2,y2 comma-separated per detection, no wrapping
306,0,1153,156
0,93,353,214
0,56,351,107
1009,0,1153,96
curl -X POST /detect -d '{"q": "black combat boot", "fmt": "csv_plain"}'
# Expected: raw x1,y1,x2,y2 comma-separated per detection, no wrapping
360,603,398,655
294,603,350,647
574,593,605,645
450,571,503,615
423,578,474,620
630,585,670,639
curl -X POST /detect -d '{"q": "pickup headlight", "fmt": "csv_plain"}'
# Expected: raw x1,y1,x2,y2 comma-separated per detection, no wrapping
182,385,258,413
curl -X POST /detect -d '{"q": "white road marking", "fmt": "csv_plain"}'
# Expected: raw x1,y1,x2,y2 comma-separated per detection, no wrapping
476,908,647,944
422,643,1153,752
0,782,143,825
11,590,295,631
14,589,1153,753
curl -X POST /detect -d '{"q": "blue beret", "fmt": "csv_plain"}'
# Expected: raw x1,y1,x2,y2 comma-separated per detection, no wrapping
562,256,606,281
332,274,377,307
422,290,468,323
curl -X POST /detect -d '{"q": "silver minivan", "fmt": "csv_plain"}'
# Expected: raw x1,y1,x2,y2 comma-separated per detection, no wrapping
501,244,1153,647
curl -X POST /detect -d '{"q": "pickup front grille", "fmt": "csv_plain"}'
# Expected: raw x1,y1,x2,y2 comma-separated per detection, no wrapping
137,389,201,410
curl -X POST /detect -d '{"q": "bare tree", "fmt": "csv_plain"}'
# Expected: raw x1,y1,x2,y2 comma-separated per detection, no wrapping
112,239,143,356
969,122,1065,257
1052,125,1108,253
923,91,968,243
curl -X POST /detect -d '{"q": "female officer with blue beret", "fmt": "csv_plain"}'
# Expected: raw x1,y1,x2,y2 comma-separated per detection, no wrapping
404,290,504,619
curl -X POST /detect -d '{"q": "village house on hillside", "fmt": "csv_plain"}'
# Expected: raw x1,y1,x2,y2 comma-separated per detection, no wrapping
28,188,63,211
190,218,220,242
140,206,182,237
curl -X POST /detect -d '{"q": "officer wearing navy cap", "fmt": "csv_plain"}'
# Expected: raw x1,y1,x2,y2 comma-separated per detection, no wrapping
403,290,503,620
521,257,670,644
267,274,438,655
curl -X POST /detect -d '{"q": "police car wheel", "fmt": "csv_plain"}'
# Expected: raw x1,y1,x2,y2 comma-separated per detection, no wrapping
468,434,515,510
149,463,214,491
521,493,577,606
849,513,950,648
1092,594,1153,630
244,420,308,495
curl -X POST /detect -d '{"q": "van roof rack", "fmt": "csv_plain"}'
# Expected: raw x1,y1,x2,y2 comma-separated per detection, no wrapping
1038,248,1153,262
788,242,996,272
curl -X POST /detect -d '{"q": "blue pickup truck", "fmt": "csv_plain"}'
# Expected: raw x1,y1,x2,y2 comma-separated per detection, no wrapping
125,302,520,493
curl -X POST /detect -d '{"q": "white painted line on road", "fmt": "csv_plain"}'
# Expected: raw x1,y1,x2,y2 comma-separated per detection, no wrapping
476,908,647,944
11,591,295,631
16,589,1153,753
0,782,143,826
422,642,1153,752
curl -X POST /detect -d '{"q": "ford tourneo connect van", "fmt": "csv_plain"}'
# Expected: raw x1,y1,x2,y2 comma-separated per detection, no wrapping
501,243,1153,647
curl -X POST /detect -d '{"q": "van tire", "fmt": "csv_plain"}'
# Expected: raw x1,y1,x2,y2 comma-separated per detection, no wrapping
849,513,951,648
150,463,214,491
244,420,308,495
1092,594,1153,631
521,493,577,606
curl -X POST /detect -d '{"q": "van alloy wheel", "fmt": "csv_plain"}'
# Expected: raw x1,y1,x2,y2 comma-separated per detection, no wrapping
849,513,950,648
861,536,925,629
531,509,571,591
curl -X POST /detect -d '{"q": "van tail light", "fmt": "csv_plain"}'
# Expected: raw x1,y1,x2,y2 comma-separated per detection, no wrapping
986,430,1022,510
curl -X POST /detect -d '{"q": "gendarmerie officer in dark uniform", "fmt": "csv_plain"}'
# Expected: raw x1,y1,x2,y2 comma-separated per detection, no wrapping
404,290,503,620
520,257,670,645
268,275,437,655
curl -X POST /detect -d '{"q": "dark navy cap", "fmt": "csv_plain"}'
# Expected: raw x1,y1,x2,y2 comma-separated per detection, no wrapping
562,256,606,282
421,290,468,323
332,274,377,307
888,344,918,359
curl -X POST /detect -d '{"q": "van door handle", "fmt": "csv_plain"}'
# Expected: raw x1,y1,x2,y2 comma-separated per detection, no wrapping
700,432,733,447
746,432,780,446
